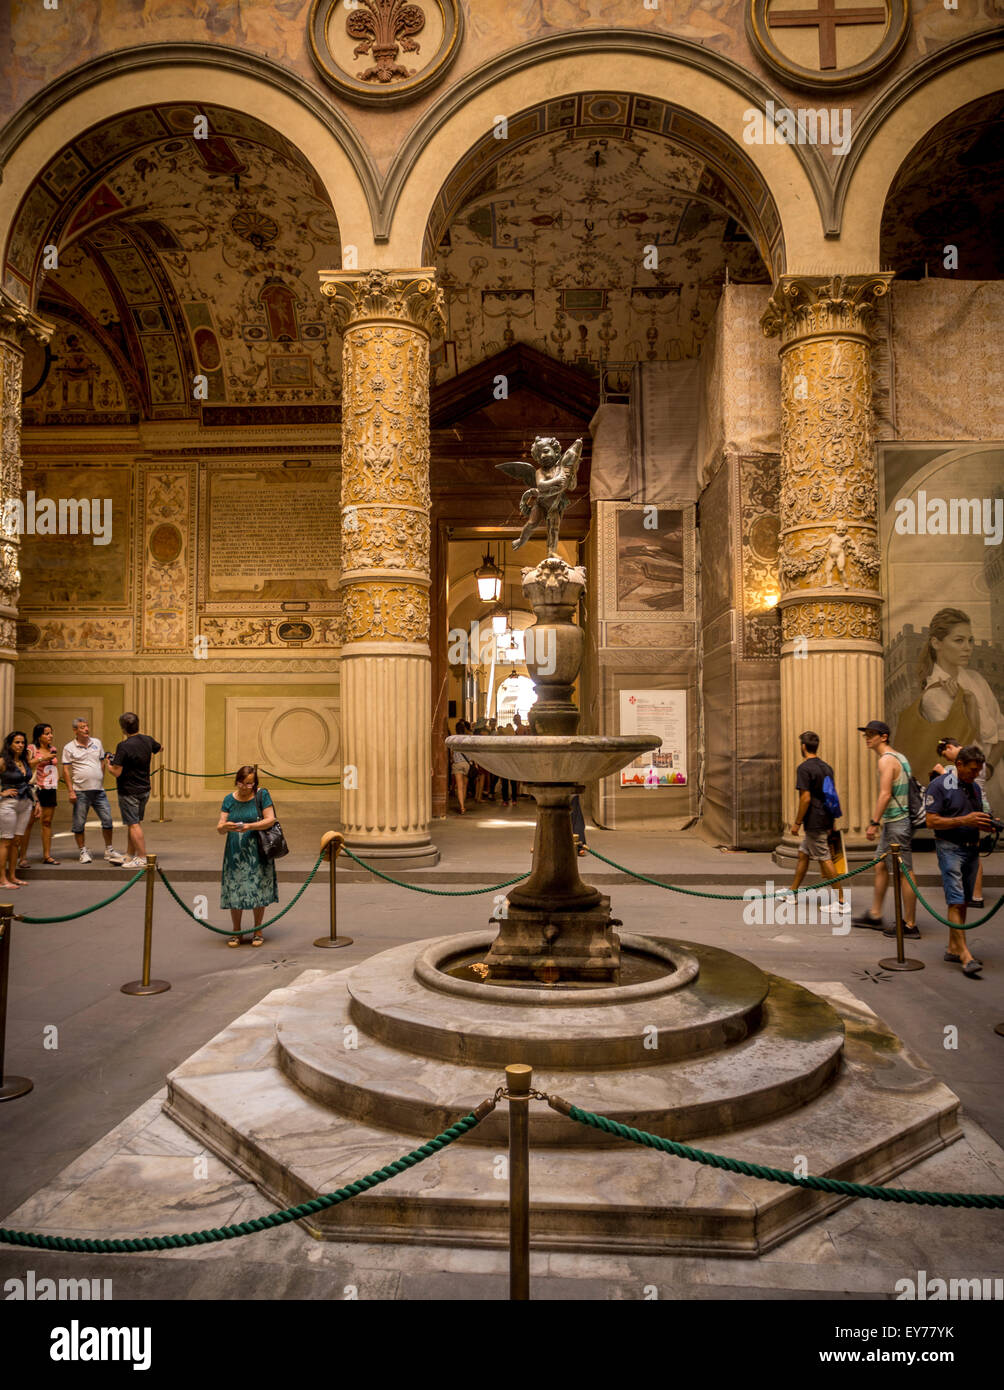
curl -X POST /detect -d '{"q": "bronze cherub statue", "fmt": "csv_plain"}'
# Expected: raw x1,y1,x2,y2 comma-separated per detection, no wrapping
497,436,582,555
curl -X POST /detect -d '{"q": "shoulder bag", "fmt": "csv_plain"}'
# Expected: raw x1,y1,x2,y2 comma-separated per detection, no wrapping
255,789,289,861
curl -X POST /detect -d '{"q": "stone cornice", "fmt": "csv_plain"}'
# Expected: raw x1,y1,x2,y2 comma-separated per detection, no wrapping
0,287,53,348
319,268,445,336
761,273,895,346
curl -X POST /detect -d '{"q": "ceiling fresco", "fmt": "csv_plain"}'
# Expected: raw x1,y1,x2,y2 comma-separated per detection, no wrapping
880,92,1004,282
431,124,770,383
10,105,342,424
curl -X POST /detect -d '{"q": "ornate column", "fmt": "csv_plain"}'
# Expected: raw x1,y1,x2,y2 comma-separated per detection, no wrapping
0,291,52,730
319,269,443,865
761,274,894,859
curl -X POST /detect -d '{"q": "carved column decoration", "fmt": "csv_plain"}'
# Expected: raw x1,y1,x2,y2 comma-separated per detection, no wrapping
0,290,52,729
320,268,444,863
762,273,894,850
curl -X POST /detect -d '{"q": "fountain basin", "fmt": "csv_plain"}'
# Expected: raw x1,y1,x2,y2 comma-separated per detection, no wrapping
446,734,661,784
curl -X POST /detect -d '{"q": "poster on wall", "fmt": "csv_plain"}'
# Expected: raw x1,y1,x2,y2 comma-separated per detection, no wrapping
619,689,687,787
881,443,1004,791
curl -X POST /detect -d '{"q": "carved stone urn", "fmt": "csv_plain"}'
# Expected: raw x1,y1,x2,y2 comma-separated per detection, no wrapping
522,557,585,736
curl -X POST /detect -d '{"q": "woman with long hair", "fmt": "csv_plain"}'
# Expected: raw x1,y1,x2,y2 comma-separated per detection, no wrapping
0,732,37,888
19,722,59,866
217,764,277,947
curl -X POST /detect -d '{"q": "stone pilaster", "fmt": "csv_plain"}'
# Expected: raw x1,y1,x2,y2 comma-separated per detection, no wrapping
319,268,444,864
762,274,894,855
0,291,52,731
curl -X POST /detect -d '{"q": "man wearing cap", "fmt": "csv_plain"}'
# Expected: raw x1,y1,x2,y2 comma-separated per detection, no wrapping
924,746,991,978
852,720,919,937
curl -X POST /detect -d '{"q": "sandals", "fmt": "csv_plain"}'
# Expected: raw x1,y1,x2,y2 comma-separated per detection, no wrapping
227,930,265,947
43,858,59,866
250,932,264,947
227,935,242,947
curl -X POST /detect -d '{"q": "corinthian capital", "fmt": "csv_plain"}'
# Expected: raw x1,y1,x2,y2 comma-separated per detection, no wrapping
319,268,445,336
761,273,895,347
0,287,54,349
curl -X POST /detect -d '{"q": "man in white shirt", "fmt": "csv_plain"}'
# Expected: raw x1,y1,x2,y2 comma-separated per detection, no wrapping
61,717,125,864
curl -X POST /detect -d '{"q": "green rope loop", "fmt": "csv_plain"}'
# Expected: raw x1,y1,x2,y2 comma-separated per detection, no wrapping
900,864,1003,931
0,1111,487,1252
159,766,339,785
583,846,877,900
563,1104,1004,1208
16,869,146,923
340,845,530,896
156,853,325,936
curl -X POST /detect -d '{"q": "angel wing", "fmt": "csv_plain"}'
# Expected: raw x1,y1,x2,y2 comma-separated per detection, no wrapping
496,461,537,486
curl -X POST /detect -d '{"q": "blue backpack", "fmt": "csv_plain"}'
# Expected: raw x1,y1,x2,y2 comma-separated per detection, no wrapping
821,773,842,820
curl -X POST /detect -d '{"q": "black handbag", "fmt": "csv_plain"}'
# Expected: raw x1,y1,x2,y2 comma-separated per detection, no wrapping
255,789,289,861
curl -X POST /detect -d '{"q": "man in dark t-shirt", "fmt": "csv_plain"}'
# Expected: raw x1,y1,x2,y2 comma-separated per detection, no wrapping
786,730,844,913
108,712,162,869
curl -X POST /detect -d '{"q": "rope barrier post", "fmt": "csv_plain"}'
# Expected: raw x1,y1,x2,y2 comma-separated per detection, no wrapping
0,904,32,1101
155,765,172,824
315,831,352,949
506,1062,532,1301
879,843,924,972
121,855,170,996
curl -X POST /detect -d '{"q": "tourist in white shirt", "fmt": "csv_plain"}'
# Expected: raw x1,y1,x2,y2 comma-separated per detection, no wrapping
919,608,1004,779
61,718,124,864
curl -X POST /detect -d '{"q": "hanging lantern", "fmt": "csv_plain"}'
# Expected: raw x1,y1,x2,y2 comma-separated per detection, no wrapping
475,549,503,603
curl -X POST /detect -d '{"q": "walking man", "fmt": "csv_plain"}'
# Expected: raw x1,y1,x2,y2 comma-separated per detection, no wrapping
786,731,845,914
853,719,918,937
924,746,991,978
61,718,124,864
108,713,162,869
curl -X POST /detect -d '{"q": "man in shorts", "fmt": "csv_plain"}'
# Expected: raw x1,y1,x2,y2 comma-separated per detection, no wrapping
62,717,124,865
924,746,991,978
784,730,845,916
108,712,162,870
852,719,918,938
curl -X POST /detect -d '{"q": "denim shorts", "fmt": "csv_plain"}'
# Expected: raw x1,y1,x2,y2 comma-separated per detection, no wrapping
118,790,150,826
934,840,980,908
71,788,113,834
874,815,913,869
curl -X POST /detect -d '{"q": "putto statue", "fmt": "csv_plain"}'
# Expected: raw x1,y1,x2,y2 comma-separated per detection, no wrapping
497,436,582,555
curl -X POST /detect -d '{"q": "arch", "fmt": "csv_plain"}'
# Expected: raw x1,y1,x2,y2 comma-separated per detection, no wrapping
0,45,378,303
836,33,1004,268
369,31,833,271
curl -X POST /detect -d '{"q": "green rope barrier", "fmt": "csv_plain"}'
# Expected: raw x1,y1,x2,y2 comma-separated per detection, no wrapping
156,853,325,936
583,845,877,901
0,1109,490,1252
558,1102,1004,1209
160,766,340,786
15,869,145,923
900,864,1003,931
341,845,530,896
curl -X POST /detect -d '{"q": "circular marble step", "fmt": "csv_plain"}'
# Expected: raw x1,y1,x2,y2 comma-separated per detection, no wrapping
346,932,769,1068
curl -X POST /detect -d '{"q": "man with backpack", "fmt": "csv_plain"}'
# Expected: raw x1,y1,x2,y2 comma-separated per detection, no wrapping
853,719,919,937
785,731,846,915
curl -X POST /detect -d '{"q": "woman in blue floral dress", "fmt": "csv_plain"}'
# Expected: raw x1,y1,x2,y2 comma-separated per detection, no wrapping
218,765,277,947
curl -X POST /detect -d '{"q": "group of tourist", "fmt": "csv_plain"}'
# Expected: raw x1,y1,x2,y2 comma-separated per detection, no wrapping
788,721,994,980
0,712,161,888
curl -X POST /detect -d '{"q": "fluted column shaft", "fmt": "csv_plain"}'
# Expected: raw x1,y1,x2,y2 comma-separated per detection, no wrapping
762,274,894,847
319,268,443,864
0,291,52,731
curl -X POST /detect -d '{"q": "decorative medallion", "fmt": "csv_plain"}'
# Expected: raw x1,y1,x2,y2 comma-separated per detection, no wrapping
308,0,463,106
748,0,909,90
277,619,315,643
149,523,183,565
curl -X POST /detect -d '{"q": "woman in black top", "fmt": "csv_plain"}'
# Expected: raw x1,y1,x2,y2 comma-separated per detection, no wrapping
0,731,38,889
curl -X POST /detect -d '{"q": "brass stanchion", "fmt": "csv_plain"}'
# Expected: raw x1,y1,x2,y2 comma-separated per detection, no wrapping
879,843,924,972
507,1062,532,1301
155,765,172,824
121,854,171,995
314,831,352,948
0,904,32,1101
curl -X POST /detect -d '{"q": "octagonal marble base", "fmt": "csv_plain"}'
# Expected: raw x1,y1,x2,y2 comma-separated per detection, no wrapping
164,935,963,1256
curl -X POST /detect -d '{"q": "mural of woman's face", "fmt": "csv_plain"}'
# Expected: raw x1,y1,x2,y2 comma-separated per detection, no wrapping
932,623,974,672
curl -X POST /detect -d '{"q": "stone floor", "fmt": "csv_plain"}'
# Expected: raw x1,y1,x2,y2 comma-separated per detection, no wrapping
2,807,1001,1299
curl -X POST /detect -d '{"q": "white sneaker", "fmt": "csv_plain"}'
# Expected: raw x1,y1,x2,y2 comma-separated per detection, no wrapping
123,856,147,869
79,847,92,864
104,847,126,864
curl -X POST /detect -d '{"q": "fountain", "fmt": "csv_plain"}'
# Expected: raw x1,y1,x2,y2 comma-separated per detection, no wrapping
164,436,963,1256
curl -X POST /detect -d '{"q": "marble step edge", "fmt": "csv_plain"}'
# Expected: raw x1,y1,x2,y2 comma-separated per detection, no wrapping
347,933,771,1068
276,972,845,1145
164,1052,962,1258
